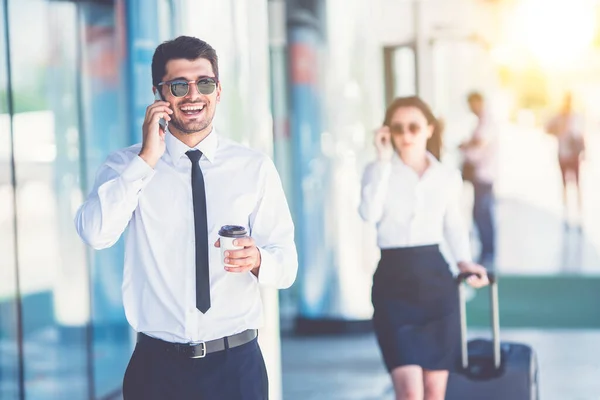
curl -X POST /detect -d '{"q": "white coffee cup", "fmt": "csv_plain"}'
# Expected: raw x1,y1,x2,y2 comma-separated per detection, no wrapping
218,225,248,268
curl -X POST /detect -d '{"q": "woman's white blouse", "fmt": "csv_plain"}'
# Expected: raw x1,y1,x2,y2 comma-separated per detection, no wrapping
359,153,472,263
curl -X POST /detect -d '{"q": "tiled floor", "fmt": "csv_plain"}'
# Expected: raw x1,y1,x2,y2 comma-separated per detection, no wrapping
0,327,131,400
281,330,600,400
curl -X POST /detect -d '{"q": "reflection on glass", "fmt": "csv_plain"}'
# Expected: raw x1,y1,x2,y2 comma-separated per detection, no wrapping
0,1,21,398
157,0,173,39
8,0,89,398
79,2,133,398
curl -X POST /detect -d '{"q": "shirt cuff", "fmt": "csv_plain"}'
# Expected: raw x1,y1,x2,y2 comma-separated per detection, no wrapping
452,236,473,264
121,156,156,191
456,253,473,265
256,247,278,287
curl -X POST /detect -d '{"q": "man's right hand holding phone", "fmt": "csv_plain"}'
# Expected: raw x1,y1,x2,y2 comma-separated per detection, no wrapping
375,126,393,162
139,99,173,168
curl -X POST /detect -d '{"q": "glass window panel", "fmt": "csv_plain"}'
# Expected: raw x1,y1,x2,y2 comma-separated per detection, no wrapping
8,0,90,398
157,0,173,39
0,0,22,398
78,1,132,398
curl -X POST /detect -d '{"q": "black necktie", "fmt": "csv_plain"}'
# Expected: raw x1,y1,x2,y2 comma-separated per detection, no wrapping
185,150,211,313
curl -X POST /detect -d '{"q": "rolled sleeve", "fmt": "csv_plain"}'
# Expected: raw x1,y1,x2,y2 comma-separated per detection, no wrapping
257,247,288,287
121,155,156,189
75,152,156,250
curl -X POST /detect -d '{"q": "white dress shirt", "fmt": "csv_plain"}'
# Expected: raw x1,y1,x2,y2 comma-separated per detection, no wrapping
75,130,297,343
359,153,472,264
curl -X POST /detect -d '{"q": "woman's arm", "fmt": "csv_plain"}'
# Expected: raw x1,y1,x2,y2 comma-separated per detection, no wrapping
358,161,392,223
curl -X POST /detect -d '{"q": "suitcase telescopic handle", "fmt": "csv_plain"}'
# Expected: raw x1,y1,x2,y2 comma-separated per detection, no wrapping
456,271,501,369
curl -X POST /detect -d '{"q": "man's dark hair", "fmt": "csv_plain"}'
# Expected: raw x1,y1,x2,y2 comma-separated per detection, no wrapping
467,91,484,103
151,36,219,88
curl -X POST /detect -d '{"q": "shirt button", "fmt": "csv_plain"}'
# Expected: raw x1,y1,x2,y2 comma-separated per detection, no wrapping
188,308,195,314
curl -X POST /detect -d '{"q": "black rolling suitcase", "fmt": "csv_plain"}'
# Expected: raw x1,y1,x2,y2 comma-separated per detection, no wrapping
445,273,539,400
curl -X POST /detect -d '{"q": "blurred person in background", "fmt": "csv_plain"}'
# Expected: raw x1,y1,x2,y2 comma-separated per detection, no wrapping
75,36,297,400
460,91,498,268
359,96,489,400
546,92,586,230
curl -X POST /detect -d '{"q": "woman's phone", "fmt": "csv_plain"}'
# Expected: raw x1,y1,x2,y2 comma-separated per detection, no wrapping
154,91,168,131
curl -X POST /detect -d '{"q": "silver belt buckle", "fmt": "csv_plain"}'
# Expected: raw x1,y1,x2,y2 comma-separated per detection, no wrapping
189,341,206,358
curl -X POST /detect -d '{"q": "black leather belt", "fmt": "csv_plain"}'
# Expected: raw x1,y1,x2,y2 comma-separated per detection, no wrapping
137,329,257,359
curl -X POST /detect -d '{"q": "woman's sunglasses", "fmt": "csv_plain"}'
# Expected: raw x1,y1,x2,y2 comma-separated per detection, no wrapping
389,123,421,135
157,77,218,98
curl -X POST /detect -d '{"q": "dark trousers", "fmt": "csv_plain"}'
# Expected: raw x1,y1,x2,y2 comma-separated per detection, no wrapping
123,337,268,400
473,181,495,262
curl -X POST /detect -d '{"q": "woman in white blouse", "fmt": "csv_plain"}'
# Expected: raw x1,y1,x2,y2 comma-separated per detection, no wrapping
360,96,489,400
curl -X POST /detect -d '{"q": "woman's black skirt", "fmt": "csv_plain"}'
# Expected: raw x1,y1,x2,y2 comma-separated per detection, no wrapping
371,245,460,372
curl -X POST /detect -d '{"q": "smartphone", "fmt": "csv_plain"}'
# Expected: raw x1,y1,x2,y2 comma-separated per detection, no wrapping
154,91,168,131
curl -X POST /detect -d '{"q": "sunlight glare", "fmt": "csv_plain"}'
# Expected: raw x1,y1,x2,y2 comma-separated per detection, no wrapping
513,0,596,68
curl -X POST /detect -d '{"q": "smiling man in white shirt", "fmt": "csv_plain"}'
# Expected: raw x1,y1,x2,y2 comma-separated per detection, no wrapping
75,36,297,400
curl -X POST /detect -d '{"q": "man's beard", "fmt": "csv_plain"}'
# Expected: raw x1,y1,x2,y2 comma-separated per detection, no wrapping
169,113,213,135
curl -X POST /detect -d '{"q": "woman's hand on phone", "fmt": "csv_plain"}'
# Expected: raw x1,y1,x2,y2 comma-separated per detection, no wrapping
374,126,393,162
139,100,173,168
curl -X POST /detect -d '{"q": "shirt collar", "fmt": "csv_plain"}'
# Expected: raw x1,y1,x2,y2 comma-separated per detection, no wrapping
425,152,441,168
393,151,441,172
166,127,219,164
